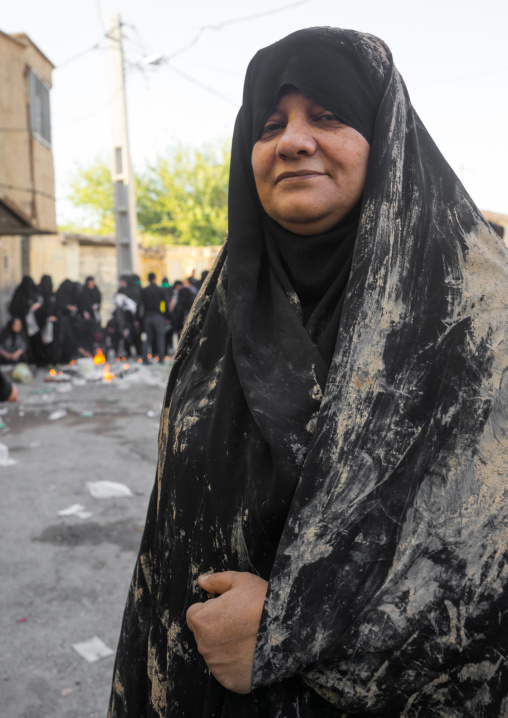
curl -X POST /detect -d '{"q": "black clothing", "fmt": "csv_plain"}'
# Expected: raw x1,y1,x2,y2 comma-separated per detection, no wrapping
114,281,142,358
9,276,38,319
109,28,508,718
143,313,166,361
141,282,166,360
9,276,40,343
55,280,80,315
0,321,30,364
78,284,101,317
125,275,142,308
31,276,57,365
55,280,93,359
170,286,196,335
141,283,165,315
0,371,13,402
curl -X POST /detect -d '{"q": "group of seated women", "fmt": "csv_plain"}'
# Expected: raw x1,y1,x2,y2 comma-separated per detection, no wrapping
0,274,101,366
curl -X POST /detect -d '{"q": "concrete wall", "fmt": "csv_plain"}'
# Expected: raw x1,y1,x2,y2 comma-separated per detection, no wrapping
29,234,117,322
139,244,222,284
30,234,71,286
27,235,223,325
0,235,22,326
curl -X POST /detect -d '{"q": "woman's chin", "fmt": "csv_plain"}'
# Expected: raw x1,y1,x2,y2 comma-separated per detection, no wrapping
272,209,344,235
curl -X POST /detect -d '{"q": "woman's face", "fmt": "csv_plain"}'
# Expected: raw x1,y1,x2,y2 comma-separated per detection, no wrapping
251,89,370,235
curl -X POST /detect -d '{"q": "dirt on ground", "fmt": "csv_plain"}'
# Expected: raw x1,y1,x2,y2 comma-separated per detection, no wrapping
0,361,169,718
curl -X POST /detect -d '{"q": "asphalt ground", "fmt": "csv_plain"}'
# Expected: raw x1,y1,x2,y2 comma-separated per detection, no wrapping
0,361,170,718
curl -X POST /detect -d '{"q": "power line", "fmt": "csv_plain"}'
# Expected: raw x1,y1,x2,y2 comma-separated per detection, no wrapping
168,65,239,107
164,0,318,62
0,181,56,200
56,38,106,69
174,56,243,78
95,0,107,34
52,81,126,129
55,26,123,70
123,23,149,57
128,2,319,107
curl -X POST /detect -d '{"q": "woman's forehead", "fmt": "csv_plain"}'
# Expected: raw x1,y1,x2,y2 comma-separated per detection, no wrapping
244,29,387,146
269,86,329,113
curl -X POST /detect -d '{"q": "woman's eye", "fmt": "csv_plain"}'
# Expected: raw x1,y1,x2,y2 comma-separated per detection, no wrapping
259,122,285,137
316,113,341,123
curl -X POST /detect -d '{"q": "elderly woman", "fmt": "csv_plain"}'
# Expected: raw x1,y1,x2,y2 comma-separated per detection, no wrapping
108,28,508,717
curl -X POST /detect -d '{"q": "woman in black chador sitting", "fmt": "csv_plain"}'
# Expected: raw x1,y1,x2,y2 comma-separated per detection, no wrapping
108,28,508,717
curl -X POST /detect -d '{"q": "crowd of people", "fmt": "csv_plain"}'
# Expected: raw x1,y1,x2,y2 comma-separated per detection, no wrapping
0,270,207,367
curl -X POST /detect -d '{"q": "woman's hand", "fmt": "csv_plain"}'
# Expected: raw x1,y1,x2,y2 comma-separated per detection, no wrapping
186,571,268,694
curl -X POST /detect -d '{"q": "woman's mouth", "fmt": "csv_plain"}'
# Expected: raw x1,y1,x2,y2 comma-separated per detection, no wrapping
275,170,324,183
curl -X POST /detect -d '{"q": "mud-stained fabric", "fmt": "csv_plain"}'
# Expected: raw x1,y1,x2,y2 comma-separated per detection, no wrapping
108,28,508,717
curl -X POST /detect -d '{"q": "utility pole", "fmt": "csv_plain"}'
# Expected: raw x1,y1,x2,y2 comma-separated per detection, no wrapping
107,13,140,276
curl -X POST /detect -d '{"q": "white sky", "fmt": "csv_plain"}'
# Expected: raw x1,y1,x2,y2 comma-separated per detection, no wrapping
2,0,508,222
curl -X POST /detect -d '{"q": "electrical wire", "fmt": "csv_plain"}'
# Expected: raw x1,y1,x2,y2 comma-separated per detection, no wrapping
164,0,318,62
0,181,56,201
95,0,107,34
173,56,243,78
168,65,239,107
56,38,106,69
55,22,125,70
123,23,150,57
52,81,127,129
121,1,317,107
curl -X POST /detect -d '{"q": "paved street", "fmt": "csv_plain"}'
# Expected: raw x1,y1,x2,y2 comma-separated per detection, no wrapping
0,361,170,717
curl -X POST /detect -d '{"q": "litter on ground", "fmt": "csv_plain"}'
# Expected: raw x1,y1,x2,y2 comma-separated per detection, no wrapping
48,409,68,421
71,636,114,663
87,480,134,499
0,442,17,467
57,504,93,519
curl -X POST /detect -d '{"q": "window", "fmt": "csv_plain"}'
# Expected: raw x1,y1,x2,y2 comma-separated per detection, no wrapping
115,147,123,174
29,69,51,147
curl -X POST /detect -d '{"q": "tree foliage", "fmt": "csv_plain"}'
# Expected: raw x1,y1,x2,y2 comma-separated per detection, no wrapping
60,140,230,246
60,156,115,236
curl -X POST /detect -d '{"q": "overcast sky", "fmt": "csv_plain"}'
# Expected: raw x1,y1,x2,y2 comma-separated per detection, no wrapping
2,0,508,222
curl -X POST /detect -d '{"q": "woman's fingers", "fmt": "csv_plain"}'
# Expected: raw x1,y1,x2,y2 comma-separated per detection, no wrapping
185,601,204,632
186,571,269,693
198,570,237,594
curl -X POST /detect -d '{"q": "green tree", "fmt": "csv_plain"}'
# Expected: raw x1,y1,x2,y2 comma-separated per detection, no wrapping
60,140,230,246
137,140,230,246
60,155,115,236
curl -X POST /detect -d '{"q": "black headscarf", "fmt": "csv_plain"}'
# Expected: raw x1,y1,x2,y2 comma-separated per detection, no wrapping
55,279,79,314
109,28,508,718
78,279,101,315
38,275,53,303
8,276,39,320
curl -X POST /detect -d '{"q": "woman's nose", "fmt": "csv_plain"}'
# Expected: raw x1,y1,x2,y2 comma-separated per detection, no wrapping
276,119,317,158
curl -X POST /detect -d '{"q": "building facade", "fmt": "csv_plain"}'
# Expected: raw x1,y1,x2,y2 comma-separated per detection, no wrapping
0,29,56,324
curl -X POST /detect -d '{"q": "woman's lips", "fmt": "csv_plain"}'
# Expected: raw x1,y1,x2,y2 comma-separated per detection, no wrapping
275,170,324,183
